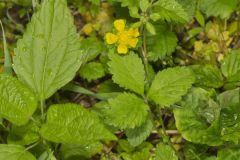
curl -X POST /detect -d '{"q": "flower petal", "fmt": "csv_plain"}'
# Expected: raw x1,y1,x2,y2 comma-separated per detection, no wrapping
128,38,138,48
117,44,128,54
114,19,126,31
106,33,118,44
128,28,140,37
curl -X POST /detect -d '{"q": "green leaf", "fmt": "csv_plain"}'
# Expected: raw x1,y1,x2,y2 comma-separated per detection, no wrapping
40,103,116,144
148,67,195,107
184,143,215,160
80,37,105,62
126,116,153,147
105,93,149,129
8,121,40,145
195,10,205,27
147,24,178,61
200,0,237,19
176,0,197,22
146,22,156,35
108,52,145,95
13,0,83,100
218,88,240,143
174,88,223,146
0,144,36,160
153,0,189,23
191,65,223,88
60,142,102,159
79,62,105,82
221,50,240,82
155,143,178,160
0,74,37,125
217,148,240,160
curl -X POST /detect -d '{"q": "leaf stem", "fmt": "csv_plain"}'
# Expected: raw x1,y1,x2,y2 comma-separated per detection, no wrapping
141,25,149,79
40,100,45,120
0,20,13,74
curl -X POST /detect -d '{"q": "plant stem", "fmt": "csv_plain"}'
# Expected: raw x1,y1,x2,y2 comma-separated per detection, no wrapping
25,141,40,151
141,25,149,78
0,20,13,74
157,108,183,159
40,100,45,120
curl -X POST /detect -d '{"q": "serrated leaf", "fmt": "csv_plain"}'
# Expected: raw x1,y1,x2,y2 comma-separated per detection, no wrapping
60,142,102,159
126,116,153,147
0,144,36,160
155,143,178,160
221,50,240,82
0,74,37,125
147,24,178,61
8,121,40,145
13,0,83,100
217,148,240,160
191,65,223,88
153,0,189,23
79,62,105,82
148,67,194,107
108,52,145,95
105,93,149,129
200,0,237,19
176,0,197,22
174,88,223,146
40,103,116,144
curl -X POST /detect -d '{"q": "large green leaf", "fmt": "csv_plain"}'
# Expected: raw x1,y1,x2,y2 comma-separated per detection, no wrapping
108,52,145,95
0,74,37,125
153,0,189,23
176,0,197,22
218,88,240,143
0,144,36,160
221,50,240,82
217,148,240,160
126,116,153,147
8,121,40,145
174,88,223,146
148,67,195,107
40,103,116,144
191,65,223,88
105,92,149,129
200,0,237,19
13,0,83,100
155,143,178,160
147,24,178,61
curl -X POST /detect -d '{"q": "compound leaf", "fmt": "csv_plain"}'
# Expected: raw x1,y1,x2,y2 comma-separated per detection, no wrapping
14,0,83,100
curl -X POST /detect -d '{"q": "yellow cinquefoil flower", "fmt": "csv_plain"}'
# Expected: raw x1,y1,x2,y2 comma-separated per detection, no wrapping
105,19,139,54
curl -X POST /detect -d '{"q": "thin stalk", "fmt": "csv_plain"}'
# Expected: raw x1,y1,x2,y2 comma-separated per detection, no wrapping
25,141,40,151
0,20,13,74
158,108,183,160
141,25,149,79
40,100,45,120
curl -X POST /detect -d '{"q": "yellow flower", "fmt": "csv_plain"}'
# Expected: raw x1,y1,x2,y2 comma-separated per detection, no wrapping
105,19,140,54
